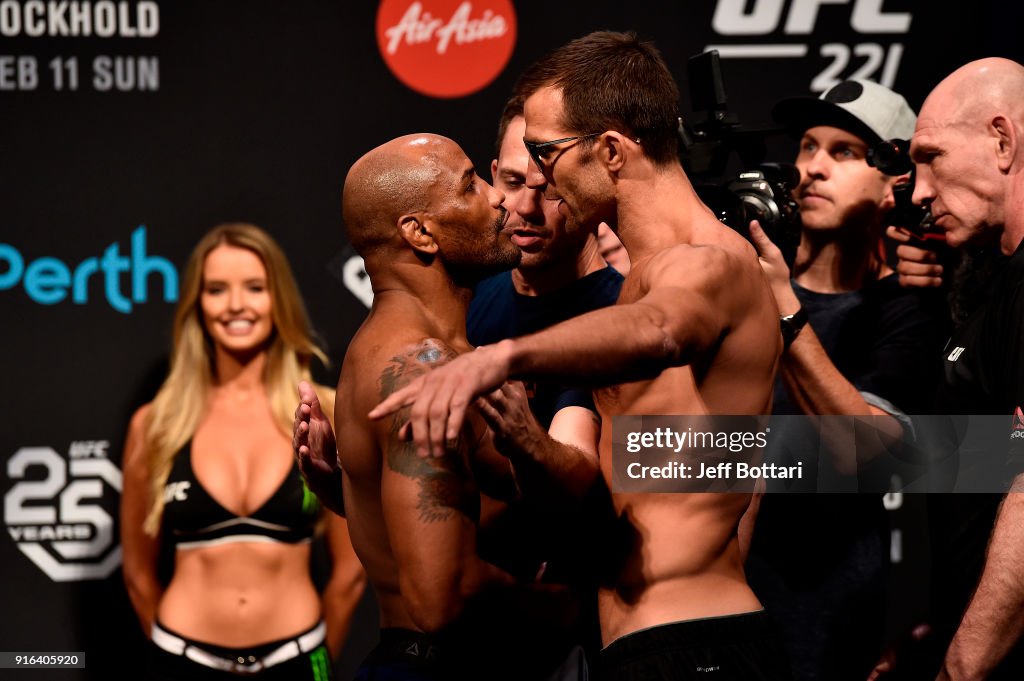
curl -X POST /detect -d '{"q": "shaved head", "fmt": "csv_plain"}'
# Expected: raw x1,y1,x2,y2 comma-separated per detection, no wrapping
343,134,454,256
921,57,1024,131
342,133,519,284
912,57,1024,252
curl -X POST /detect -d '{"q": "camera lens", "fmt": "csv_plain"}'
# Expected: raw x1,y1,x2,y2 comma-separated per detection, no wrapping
740,194,777,228
874,142,900,167
867,139,913,175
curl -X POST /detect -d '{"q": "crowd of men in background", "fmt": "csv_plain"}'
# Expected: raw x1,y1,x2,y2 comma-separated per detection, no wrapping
294,32,1024,681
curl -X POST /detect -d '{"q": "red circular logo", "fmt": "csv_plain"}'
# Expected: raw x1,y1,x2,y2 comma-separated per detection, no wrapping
376,0,517,99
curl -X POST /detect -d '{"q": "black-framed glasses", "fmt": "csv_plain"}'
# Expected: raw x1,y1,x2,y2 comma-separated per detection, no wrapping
524,132,603,170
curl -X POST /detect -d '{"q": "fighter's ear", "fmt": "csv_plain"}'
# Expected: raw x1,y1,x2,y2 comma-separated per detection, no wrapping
599,131,640,173
992,114,1017,172
397,214,439,255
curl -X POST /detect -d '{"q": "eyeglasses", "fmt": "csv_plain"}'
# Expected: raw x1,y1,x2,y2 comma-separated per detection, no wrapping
524,133,603,171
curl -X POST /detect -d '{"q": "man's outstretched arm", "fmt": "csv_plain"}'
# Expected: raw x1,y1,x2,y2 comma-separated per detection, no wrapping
370,246,737,457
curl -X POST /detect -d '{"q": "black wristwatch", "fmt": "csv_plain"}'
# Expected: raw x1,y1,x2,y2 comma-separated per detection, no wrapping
779,306,808,351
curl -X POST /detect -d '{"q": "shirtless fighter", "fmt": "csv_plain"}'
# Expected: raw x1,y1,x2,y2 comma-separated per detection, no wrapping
335,133,596,681
371,32,790,680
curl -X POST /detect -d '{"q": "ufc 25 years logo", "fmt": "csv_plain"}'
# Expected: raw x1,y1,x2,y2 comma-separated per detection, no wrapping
4,442,123,581
708,0,913,92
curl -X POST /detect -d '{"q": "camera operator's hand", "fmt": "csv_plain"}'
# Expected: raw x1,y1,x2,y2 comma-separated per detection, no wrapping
886,226,944,288
749,220,801,316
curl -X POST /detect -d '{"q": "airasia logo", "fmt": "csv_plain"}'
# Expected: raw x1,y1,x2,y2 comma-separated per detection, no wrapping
377,0,516,99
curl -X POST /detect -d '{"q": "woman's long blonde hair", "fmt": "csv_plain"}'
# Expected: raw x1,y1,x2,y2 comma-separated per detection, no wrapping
142,223,329,534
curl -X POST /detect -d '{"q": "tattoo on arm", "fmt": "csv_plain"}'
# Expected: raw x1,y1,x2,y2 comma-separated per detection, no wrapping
379,341,479,523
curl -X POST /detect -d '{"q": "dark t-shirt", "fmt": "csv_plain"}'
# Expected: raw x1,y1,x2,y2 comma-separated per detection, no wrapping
465,266,624,676
749,273,945,681
772,274,942,415
466,266,624,429
926,242,1024,679
936,241,1024,415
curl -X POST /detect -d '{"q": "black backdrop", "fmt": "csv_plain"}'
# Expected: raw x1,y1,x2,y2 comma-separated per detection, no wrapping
2,1,1022,678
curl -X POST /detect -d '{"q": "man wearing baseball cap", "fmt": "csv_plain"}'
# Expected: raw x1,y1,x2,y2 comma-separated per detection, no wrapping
745,80,945,681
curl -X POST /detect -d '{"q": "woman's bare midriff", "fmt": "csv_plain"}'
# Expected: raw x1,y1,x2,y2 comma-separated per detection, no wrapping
158,541,321,646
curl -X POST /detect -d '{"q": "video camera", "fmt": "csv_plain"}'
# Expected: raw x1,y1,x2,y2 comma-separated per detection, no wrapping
865,138,942,243
679,51,802,264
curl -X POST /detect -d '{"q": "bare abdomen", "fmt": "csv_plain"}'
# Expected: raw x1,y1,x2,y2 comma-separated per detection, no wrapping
596,492,760,644
158,542,321,645
594,370,764,644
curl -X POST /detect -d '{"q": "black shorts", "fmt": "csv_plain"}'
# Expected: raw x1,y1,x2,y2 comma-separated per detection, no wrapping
146,619,333,680
598,611,792,681
355,628,590,681
354,629,447,681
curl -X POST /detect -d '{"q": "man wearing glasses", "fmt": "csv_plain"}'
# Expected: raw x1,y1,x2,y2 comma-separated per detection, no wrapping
371,31,792,680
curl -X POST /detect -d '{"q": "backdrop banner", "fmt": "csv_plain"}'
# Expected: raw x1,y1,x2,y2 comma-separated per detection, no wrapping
3,1,1021,678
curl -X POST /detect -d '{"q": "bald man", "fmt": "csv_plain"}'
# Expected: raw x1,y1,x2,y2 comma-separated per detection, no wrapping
371,32,790,680
335,133,594,681
894,58,1024,681
295,96,619,679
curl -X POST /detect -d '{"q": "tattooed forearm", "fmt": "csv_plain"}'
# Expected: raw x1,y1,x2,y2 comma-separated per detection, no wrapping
379,340,477,523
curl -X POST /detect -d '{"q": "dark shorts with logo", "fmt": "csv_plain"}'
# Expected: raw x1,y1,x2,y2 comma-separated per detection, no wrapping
354,629,448,681
598,611,792,681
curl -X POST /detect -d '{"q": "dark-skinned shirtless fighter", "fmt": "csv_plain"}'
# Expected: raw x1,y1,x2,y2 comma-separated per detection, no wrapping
331,133,598,681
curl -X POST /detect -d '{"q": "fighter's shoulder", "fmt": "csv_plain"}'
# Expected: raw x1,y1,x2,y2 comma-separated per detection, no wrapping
372,337,460,399
380,338,460,370
643,242,749,285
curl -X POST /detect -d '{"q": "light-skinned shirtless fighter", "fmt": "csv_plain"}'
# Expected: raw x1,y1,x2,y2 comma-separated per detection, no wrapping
371,32,790,680
336,133,595,681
